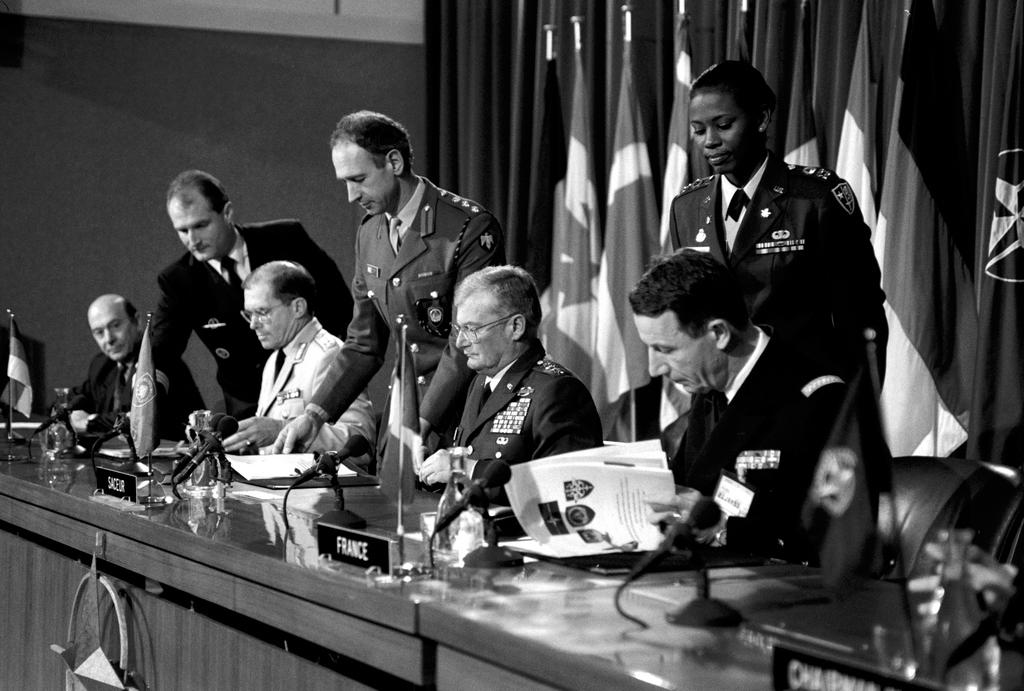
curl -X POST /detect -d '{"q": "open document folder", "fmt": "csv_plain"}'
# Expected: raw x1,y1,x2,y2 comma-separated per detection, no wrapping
506,439,676,558
228,453,356,481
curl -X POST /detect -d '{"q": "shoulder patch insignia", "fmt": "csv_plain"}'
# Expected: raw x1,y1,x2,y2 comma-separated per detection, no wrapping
831,181,857,215
480,232,495,250
678,176,713,196
801,375,844,397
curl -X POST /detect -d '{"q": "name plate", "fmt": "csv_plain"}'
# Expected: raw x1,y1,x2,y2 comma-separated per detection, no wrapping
317,522,394,572
773,644,934,691
95,466,138,503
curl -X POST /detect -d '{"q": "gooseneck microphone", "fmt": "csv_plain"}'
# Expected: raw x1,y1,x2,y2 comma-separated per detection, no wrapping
291,434,371,488
432,460,512,537
626,497,723,583
171,414,237,486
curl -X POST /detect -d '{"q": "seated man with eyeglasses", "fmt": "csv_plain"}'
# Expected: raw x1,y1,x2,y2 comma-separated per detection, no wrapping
416,265,602,488
220,260,374,458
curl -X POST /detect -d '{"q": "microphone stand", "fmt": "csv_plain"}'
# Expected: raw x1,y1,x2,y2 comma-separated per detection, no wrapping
665,550,743,627
462,504,523,568
301,451,366,530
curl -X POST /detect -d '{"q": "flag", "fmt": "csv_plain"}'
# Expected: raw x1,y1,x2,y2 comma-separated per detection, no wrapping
658,8,695,433
594,27,657,435
659,9,693,253
381,330,421,501
3,316,33,418
525,53,567,297
130,322,157,456
969,1,1024,465
539,39,601,388
804,352,891,595
873,0,975,456
733,1,751,63
783,0,820,167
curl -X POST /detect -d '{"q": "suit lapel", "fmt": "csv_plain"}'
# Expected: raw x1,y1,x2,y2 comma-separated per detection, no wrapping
462,343,544,440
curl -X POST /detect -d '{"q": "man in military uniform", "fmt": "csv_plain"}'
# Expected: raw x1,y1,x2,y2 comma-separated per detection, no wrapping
631,251,848,564
274,111,505,459
417,265,602,487
668,61,886,380
153,170,352,418
220,261,374,461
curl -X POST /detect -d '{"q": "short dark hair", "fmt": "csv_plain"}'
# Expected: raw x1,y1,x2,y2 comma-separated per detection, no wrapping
329,110,414,169
121,297,139,322
166,170,230,213
629,250,750,335
243,261,317,316
692,60,776,119
455,265,542,337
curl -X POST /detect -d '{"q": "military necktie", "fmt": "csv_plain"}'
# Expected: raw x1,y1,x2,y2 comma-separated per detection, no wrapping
388,215,403,255
726,189,749,222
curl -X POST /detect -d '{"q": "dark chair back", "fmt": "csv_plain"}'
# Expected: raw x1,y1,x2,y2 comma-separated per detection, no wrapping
883,456,1023,578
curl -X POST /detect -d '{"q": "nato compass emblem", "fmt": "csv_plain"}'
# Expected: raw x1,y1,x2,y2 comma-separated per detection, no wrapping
986,148,1024,282
808,446,857,517
563,477,594,502
132,371,157,406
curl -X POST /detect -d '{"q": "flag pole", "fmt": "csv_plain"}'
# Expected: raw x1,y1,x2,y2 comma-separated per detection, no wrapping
138,312,162,504
395,318,408,571
5,309,27,460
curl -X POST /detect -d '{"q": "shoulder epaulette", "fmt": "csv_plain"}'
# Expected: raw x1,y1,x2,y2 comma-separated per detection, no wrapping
533,358,569,377
801,375,844,397
678,175,714,196
311,329,338,352
437,188,485,216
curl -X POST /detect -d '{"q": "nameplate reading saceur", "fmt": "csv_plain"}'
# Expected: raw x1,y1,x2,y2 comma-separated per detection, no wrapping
316,522,394,572
773,643,935,691
95,466,138,503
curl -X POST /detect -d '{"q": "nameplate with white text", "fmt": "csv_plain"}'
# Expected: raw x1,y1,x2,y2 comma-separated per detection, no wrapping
317,523,393,572
95,466,138,503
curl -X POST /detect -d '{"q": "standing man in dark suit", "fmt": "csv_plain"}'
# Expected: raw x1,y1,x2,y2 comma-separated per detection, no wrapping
68,294,203,441
275,111,504,457
153,170,352,418
631,250,847,563
668,61,886,380
416,266,602,487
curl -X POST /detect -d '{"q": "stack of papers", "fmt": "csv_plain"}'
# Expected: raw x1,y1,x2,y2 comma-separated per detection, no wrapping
228,453,356,481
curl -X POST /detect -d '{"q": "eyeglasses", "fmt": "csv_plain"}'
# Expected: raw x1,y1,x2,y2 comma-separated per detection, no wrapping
451,314,518,344
240,301,291,325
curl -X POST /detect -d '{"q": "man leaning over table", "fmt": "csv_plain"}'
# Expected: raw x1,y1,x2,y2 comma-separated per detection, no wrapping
630,250,847,563
221,260,373,463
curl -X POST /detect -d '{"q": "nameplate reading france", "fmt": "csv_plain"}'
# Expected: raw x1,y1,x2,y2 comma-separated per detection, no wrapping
317,523,393,572
95,466,138,503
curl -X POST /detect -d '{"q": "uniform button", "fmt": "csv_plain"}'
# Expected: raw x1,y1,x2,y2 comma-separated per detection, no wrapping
392,277,401,287
416,376,426,385
495,452,502,459
367,290,375,298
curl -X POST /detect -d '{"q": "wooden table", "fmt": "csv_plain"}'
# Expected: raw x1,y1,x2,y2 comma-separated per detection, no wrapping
0,448,968,690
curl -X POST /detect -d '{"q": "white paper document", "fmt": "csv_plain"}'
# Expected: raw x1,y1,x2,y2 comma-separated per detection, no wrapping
506,440,675,557
228,453,356,481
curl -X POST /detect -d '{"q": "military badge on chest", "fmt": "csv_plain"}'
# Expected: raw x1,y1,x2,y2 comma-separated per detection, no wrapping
415,291,451,337
490,397,531,434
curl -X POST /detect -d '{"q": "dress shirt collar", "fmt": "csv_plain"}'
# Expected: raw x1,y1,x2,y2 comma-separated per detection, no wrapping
723,326,769,403
719,154,769,223
390,178,427,234
484,358,518,393
207,227,249,280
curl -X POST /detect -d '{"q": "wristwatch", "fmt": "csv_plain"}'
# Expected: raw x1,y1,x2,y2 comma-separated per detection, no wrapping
713,527,728,547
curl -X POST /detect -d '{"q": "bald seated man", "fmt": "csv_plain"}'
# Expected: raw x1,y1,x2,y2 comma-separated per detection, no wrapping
221,261,375,459
67,294,203,440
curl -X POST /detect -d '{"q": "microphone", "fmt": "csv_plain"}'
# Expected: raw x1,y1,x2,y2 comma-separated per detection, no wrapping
33,405,72,436
433,460,512,537
172,414,237,485
627,497,722,582
291,434,371,488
